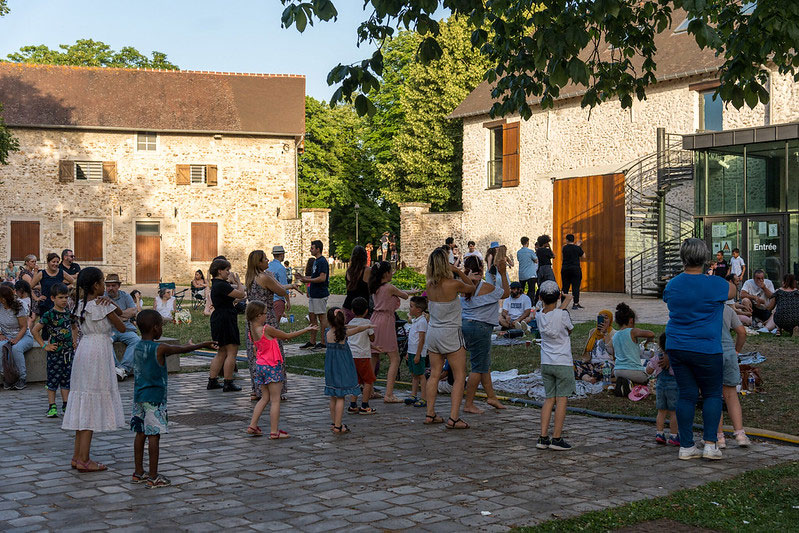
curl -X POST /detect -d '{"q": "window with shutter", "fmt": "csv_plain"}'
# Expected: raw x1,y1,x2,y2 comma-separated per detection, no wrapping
191,222,218,261
190,165,207,184
74,161,103,181
74,221,104,262
206,165,218,187
59,160,74,183
102,161,117,183
10,221,40,261
502,122,520,187
176,164,190,185
487,127,503,189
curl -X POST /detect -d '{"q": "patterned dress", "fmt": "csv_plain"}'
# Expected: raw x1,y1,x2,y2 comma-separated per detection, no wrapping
246,275,285,398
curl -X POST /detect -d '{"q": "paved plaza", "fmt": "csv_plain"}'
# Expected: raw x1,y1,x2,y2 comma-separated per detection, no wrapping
1,372,796,532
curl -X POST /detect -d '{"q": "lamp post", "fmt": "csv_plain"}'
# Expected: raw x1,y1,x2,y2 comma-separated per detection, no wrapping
354,203,360,245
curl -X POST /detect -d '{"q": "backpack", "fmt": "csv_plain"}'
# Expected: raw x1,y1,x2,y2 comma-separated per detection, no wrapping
613,376,632,397
1,343,19,387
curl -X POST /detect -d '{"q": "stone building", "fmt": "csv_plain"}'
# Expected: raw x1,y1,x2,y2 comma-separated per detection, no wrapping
0,63,329,283
401,11,799,295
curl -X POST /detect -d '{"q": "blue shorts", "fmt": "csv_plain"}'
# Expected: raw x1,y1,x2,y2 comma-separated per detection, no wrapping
462,319,493,373
722,351,741,387
655,373,678,411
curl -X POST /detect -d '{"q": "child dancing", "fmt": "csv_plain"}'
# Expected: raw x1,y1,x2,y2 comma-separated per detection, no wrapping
131,310,217,488
245,300,316,438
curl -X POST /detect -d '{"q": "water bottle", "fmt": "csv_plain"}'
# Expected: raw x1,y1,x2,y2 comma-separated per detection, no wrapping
602,363,612,387
289,314,294,324
747,372,755,392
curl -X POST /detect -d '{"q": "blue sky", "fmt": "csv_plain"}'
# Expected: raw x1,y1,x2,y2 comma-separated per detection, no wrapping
0,0,424,101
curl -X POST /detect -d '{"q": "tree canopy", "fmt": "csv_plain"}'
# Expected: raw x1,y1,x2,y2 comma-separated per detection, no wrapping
6,39,179,70
280,0,799,118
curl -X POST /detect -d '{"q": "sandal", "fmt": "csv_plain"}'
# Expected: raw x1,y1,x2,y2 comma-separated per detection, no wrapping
76,460,107,473
383,395,403,404
331,424,350,434
131,472,151,484
71,458,77,470
445,417,470,430
269,430,290,440
146,474,171,489
347,406,360,414
250,393,260,402
246,426,263,437
413,399,427,408
424,414,444,425
358,407,377,415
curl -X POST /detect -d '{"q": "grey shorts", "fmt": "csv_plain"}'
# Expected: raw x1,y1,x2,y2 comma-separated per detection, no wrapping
614,368,650,384
308,297,328,315
541,364,576,398
425,326,465,355
722,351,741,387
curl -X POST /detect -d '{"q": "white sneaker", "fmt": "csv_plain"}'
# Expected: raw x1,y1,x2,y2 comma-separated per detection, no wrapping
703,442,723,460
735,433,752,447
115,367,127,381
678,445,703,460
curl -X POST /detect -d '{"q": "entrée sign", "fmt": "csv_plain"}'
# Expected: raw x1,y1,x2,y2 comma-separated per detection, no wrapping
753,243,777,252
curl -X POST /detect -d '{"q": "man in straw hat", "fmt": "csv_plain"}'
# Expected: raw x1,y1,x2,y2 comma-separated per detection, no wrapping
104,273,141,381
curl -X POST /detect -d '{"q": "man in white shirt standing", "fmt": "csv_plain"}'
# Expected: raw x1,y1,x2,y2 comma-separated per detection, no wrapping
499,282,533,330
729,248,746,288
740,269,774,324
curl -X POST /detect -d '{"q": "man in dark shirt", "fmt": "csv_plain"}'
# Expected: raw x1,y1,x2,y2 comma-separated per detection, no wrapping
561,234,585,309
297,240,329,349
59,249,80,278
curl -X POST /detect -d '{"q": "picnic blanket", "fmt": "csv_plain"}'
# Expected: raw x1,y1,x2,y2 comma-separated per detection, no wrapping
490,368,605,400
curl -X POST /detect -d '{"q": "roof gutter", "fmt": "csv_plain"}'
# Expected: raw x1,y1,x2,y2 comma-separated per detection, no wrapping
448,66,721,120
6,123,303,138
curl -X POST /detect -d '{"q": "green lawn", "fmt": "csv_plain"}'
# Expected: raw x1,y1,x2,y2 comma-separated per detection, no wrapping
518,461,799,532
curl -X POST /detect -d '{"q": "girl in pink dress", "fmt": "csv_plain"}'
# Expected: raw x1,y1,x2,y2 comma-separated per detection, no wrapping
369,261,418,403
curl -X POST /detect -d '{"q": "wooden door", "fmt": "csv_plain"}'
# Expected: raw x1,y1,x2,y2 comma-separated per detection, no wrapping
10,221,40,261
135,222,160,283
552,173,625,293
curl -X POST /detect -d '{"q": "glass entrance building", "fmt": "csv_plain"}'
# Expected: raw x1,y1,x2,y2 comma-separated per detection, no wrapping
683,122,799,282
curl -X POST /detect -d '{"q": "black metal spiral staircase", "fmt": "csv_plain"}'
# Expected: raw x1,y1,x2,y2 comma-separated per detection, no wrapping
626,129,695,297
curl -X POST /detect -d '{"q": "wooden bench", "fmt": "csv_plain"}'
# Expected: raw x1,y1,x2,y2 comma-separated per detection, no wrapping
23,338,181,383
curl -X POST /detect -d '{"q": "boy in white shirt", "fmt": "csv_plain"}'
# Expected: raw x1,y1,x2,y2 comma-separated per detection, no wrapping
347,297,377,415
535,281,575,451
405,296,428,407
729,248,746,288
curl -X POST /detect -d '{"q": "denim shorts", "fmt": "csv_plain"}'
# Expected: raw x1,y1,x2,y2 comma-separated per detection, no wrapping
722,351,741,387
462,319,493,373
656,373,678,411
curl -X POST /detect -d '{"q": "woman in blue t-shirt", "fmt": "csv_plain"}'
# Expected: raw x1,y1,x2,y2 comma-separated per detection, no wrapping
663,238,735,462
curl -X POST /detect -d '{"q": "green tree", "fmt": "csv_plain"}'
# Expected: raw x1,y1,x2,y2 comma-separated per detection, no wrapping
7,39,178,69
280,1,799,117
300,96,397,258
0,1,17,165
378,17,489,210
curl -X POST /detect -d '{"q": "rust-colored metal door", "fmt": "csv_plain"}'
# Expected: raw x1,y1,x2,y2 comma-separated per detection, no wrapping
135,222,160,283
553,173,626,293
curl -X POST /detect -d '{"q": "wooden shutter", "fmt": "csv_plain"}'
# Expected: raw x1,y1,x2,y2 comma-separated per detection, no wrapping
206,165,218,187
10,221,40,261
74,221,104,262
102,161,117,183
58,160,74,183
176,164,190,185
191,222,218,261
502,122,520,187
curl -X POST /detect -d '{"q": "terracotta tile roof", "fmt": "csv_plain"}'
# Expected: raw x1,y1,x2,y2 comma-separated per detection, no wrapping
449,12,723,119
0,62,305,136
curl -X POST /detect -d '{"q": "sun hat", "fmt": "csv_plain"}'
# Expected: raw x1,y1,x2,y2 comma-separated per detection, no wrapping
489,241,500,248
272,245,285,254
538,280,560,296
628,384,651,402
105,273,121,284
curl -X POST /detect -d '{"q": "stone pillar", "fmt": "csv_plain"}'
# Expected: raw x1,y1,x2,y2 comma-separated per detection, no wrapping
399,202,432,271
301,208,331,257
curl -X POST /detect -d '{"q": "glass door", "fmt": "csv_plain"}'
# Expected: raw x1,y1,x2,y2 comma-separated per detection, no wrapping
746,216,785,283
707,219,742,260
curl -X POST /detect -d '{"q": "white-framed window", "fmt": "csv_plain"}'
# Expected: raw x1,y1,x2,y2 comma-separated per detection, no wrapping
699,90,723,132
190,165,207,184
137,132,158,152
74,161,103,181
674,17,693,34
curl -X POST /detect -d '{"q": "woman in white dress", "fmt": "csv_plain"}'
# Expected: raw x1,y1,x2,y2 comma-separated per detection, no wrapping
62,267,127,473
153,288,176,322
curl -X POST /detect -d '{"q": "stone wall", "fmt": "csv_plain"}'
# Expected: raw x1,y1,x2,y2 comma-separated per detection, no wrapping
0,129,328,283
398,203,463,271
399,68,799,285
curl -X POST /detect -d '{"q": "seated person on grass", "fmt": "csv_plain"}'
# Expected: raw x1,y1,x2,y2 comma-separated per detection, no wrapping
499,282,533,331
611,302,655,385
574,309,615,383
739,269,775,326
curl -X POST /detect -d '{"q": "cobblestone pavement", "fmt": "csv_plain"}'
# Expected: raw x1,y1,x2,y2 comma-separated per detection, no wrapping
1,373,796,532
